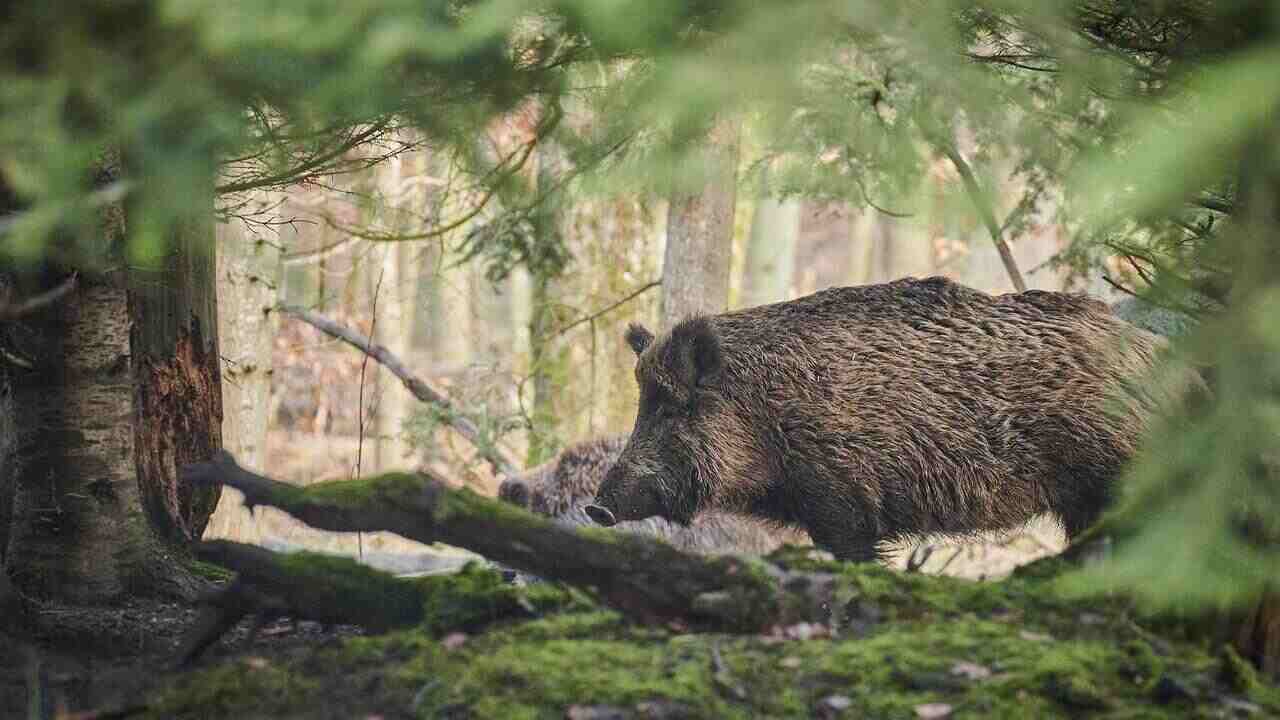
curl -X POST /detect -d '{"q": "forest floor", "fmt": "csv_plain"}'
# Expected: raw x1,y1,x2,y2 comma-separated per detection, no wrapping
2,549,1277,720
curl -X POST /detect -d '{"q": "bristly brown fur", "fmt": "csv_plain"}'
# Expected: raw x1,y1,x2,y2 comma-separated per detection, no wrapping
497,436,806,555
595,276,1190,562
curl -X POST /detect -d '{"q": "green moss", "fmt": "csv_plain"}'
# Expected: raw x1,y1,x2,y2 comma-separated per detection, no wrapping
273,551,426,631
148,659,318,719
1220,643,1262,695
417,562,593,636
151,561,1280,719
186,559,234,583
298,471,425,509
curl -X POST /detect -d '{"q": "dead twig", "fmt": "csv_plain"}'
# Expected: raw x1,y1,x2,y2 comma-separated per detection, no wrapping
936,142,1027,292
710,640,747,700
279,304,520,477
550,279,662,339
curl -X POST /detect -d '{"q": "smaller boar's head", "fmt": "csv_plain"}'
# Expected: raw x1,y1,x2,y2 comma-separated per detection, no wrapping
588,318,723,528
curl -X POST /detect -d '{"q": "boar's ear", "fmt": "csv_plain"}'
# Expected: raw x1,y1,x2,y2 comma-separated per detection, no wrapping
625,323,654,357
668,316,723,391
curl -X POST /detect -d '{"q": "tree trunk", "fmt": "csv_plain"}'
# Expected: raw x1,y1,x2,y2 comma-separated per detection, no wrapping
372,241,413,473
846,208,877,286
130,209,223,547
0,347,13,569
3,157,220,603
526,142,569,466
661,120,739,330
1225,114,1280,679
205,214,281,542
740,167,800,308
6,271,154,601
0,189,19,570
873,212,932,282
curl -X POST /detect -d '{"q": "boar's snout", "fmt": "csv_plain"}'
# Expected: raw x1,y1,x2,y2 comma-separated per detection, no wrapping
584,504,617,526
591,462,666,525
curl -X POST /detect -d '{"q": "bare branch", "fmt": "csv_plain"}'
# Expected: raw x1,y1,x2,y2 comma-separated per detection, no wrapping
216,120,395,195
550,279,662,339
0,273,78,321
279,304,520,478
936,142,1027,292
1102,274,1140,298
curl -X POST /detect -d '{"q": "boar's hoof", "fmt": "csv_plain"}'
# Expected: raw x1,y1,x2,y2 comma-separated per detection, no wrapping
584,505,617,527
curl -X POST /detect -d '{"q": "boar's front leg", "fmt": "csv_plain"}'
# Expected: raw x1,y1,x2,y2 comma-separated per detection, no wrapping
805,517,881,564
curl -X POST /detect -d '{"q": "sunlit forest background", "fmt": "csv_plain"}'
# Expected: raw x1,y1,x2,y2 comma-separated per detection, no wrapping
5,1,1279,678
206,121,1123,576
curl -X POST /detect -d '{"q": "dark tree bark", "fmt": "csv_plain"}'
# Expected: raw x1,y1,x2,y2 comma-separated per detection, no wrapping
129,210,224,543
0,157,219,604
1226,114,1280,679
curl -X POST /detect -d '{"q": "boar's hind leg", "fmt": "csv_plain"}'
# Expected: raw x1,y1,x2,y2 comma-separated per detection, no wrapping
1051,469,1113,542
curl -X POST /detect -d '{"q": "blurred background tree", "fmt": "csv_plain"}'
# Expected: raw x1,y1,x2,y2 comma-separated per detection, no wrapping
0,0,1277,673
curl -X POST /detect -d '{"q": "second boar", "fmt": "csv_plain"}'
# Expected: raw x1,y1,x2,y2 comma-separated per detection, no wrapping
499,435,805,555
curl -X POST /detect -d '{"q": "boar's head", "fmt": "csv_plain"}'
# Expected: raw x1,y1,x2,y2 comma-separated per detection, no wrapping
586,317,726,528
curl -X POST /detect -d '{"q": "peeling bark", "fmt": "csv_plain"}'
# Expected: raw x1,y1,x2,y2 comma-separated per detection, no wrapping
130,213,223,543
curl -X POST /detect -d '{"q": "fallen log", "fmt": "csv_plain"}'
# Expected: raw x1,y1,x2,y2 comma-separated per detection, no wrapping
181,452,835,634
174,542,582,665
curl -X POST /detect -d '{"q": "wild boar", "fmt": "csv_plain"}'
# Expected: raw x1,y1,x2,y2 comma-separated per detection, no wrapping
498,435,806,555
586,276,1173,562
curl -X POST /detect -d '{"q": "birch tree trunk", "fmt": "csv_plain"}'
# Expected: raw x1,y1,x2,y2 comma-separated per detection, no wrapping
3,156,219,602
661,121,739,330
205,214,281,542
871,213,933,282
847,208,878,286
372,241,413,473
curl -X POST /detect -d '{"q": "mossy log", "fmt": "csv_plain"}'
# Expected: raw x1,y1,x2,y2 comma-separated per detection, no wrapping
181,452,835,634
175,542,583,665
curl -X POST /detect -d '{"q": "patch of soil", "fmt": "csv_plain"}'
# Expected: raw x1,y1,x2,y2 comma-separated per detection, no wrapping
0,595,366,718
